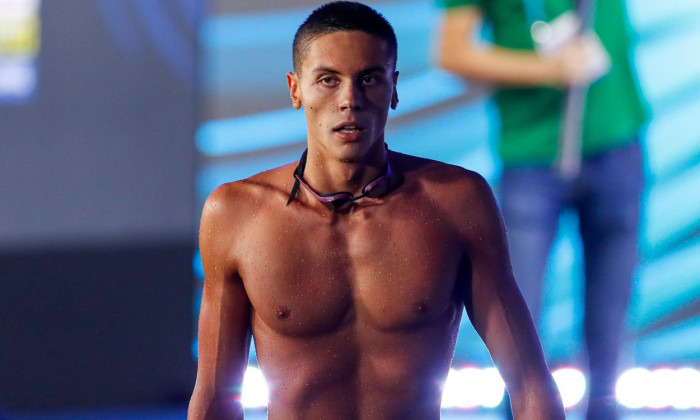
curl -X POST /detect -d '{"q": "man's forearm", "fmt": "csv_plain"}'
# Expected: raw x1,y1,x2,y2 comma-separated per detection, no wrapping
188,392,244,420
509,383,566,420
438,45,565,88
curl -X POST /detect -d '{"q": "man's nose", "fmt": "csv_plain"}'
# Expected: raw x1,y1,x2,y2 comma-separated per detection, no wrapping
338,81,362,111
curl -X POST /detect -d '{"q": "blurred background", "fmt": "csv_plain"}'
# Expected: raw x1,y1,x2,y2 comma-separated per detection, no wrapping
1,0,699,419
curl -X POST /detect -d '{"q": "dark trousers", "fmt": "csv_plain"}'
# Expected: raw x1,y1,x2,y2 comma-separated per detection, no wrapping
498,141,643,420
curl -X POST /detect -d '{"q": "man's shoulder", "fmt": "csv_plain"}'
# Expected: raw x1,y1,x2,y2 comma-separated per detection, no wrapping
394,151,489,192
393,152,496,224
395,153,500,243
202,162,297,218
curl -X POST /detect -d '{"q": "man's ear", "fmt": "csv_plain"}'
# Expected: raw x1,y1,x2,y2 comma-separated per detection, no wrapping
287,72,302,110
390,70,399,110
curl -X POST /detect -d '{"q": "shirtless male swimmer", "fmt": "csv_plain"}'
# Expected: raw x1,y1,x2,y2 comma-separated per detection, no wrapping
188,2,565,419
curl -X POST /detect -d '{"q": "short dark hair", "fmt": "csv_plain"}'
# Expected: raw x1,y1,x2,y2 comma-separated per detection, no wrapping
292,1,398,73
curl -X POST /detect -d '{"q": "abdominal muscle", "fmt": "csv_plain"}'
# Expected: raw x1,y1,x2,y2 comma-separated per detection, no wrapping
251,294,462,420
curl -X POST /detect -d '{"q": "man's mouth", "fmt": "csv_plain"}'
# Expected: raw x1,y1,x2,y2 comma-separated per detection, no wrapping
333,123,365,133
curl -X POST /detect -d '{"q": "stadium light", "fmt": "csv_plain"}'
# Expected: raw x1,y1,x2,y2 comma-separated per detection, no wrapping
237,365,700,411
241,367,269,408
552,367,586,408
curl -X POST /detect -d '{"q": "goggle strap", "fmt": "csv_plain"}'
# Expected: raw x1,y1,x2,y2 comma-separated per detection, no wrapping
286,149,308,206
286,145,390,207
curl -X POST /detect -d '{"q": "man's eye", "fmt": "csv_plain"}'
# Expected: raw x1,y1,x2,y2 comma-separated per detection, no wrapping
362,75,379,85
320,77,336,85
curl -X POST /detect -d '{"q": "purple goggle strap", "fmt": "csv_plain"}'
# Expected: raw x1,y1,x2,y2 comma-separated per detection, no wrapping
286,147,391,206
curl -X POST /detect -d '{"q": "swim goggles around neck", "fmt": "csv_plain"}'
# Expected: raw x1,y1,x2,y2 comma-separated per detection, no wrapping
286,146,392,212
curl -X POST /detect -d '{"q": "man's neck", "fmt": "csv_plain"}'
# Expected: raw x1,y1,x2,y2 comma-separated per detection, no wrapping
303,145,387,195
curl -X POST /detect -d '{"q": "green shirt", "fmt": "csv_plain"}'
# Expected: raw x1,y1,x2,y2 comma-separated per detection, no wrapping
439,0,648,166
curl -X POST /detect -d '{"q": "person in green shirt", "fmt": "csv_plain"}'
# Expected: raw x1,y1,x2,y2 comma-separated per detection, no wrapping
436,1,647,419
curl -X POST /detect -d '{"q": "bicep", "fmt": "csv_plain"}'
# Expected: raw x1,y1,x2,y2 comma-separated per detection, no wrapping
191,191,253,411
459,175,545,387
461,176,521,334
196,268,252,394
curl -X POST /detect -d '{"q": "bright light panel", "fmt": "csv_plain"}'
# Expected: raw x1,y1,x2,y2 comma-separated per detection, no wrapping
616,367,700,409
441,367,505,408
552,367,586,408
237,365,700,411
241,367,269,408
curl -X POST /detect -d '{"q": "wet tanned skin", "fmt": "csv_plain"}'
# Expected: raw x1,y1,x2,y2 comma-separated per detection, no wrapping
188,30,564,420
246,155,468,419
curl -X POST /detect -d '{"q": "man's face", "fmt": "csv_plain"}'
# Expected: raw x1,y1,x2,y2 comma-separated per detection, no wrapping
287,30,398,161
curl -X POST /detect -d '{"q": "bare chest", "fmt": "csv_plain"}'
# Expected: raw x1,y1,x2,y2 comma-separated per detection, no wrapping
237,206,463,337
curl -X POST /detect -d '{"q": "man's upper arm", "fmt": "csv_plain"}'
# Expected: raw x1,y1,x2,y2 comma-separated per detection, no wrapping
457,174,543,380
457,173,564,418
189,185,253,419
459,172,526,343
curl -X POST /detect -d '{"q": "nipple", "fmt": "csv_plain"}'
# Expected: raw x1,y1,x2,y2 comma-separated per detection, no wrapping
275,305,291,320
